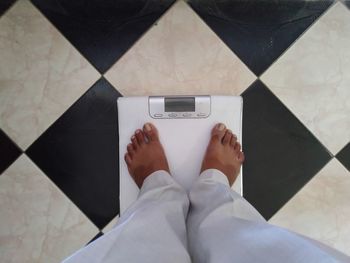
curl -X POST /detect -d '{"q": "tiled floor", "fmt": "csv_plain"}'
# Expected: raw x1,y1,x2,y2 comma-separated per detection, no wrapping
0,0,349,261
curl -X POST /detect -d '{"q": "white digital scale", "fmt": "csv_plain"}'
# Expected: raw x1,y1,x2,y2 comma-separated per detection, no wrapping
118,95,243,215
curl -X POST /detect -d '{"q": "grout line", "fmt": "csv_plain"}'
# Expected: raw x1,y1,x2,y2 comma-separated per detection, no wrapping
0,152,24,176
103,0,178,76
22,152,102,230
28,0,103,75
267,157,335,220
338,0,350,10
186,0,257,79
256,77,335,158
0,0,17,21
260,0,337,76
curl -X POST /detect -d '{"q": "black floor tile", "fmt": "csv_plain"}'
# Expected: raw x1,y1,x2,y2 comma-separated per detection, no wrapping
336,143,350,172
26,78,122,229
189,0,333,76
86,231,104,246
0,0,16,17
0,129,22,175
241,80,332,219
344,1,350,9
31,0,175,73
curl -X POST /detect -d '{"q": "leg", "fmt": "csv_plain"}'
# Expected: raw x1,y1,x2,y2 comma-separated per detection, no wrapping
187,123,350,263
63,123,191,263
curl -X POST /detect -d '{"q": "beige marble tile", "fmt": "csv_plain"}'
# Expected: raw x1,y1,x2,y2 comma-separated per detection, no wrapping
0,155,99,263
261,2,350,154
0,0,100,150
104,1,256,96
269,158,350,256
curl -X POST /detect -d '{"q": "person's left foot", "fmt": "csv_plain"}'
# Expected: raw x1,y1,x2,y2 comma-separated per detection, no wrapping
125,123,170,188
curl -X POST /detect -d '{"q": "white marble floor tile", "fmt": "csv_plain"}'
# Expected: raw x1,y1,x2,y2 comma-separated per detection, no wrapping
261,2,350,154
0,0,100,150
0,155,99,263
269,158,350,256
104,1,256,96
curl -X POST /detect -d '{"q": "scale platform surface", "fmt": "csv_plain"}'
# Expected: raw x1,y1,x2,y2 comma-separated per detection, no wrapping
118,95,243,215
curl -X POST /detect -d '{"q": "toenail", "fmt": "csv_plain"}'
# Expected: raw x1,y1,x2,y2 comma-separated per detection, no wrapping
233,134,237,138
136,130,141,134
131,135,135,140
145,123,152,131
227,129,232,134
217,123,225,131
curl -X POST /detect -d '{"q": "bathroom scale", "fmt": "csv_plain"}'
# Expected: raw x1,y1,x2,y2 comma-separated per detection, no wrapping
118,95,243,215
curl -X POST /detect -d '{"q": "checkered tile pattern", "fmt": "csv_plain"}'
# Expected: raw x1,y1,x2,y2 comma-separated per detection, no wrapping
0,0,349,261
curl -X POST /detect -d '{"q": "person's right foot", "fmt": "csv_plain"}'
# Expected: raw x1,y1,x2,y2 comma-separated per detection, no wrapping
200,123,245,187
124,123,170,188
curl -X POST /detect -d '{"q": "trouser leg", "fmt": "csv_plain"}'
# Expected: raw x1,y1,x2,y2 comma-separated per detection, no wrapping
63,170,191,263
187,169,350,263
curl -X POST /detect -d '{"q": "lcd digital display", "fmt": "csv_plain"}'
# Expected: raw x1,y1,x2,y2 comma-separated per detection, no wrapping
165,97,195,112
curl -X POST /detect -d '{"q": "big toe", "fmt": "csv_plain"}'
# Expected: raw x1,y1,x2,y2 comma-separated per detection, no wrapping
211,123,227,143
143,123,159,142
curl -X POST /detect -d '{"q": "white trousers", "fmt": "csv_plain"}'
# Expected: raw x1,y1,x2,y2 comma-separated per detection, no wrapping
63,169,350,263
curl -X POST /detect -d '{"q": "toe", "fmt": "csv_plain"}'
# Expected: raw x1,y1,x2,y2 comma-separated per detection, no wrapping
127,143,134,157
230,133,237,147
131,135,138,149
222,129,232,145
211,123,226,143
143,123,159,142
234,142,241,152
237,151,245,163
124,153,132,165
135,129,145,145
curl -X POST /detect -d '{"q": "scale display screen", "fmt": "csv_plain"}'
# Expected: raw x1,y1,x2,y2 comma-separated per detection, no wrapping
165,97,195,112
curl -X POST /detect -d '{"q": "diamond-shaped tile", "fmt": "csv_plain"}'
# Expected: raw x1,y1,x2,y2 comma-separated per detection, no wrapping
0,0,16,16
0,129,21,175
31,0,175,73
269,158,350,256
26,78,122,229
261,2,350,154
336,143,350,172
0,155,98,262
105,0,256,96
189,0,333,76
0,0,100,150
242,80,332,219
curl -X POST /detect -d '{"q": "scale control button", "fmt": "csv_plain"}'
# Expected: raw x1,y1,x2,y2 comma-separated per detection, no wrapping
168,113,177,118
154,114,163,117
183,113,192,117
197,113,206,117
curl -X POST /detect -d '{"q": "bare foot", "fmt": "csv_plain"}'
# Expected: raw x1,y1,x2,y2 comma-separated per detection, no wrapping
200,123,245,187
124,123,170,188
